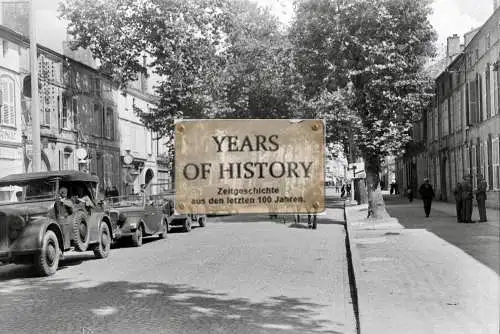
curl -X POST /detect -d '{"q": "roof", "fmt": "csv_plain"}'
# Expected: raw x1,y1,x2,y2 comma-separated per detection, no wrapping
0,171,99,187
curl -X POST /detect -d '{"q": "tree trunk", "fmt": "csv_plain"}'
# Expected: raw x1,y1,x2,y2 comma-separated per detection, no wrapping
364,154,390,219
354,178,368,204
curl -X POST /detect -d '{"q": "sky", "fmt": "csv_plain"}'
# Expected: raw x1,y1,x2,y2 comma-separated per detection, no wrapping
28,0,495,57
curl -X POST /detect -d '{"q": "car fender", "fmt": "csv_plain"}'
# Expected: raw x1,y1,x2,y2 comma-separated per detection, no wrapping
9,217,64,254
87,212,113,243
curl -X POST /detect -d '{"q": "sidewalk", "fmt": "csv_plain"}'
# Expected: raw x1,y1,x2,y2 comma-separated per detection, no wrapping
344,202,500,334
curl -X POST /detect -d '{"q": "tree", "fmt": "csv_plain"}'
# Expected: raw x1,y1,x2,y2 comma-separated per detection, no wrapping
290,0,437,218
212,0,298,119
59,0,231,138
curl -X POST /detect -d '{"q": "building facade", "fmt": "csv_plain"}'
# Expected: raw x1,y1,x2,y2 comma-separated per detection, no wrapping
0,27,24,201
118,85,170,196
397,7,500,209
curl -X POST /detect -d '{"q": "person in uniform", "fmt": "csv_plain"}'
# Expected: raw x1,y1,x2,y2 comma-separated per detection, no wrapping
461,175,474,223
475,173,488,222
453,181,464,223
418,178,435,217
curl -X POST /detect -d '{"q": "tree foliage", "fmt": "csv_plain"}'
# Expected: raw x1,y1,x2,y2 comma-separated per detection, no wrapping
290,0,437,217
291,0,436,162
59,0,296,136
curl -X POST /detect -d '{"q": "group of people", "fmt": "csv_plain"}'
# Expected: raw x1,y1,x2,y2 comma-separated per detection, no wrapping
340,183,352,198
417,174,488,223
453,173,488,223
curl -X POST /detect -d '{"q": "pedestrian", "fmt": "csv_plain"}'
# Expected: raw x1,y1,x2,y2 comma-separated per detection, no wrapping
380,180,386,191
390,181,395,194
341,184,345,198
475,173,488,222
418,178,435,217
453,181,464,223
461,174,474,223
346,183,352,197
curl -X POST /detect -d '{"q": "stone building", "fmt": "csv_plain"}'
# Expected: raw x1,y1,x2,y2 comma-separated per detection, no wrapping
117,80,170,196
0,25,121,199
397,6,500,209
0,26,25,201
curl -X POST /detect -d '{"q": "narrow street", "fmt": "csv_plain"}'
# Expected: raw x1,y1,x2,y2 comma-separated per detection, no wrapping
0,194,356,334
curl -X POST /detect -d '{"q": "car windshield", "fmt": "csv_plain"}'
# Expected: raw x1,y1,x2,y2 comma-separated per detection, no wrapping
23,181,56,201
0,182,55,204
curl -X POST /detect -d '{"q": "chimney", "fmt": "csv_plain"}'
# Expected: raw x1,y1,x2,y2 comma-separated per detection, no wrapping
446,34,461,64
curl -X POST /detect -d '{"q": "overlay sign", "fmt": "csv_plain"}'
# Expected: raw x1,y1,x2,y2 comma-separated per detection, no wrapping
175,119,325,214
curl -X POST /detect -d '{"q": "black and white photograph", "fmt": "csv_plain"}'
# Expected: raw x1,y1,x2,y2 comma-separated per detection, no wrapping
0,0,499,333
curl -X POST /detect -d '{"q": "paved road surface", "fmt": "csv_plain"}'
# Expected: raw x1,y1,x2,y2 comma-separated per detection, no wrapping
0,195,355,334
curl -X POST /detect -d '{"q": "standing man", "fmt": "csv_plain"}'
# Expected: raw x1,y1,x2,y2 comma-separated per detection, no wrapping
453,181,464,223
461,174,474,223
476,173,488,222
419,178,435,218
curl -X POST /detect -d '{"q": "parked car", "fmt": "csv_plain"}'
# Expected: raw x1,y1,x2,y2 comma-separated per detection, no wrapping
153,187,207,233
105,193,168,247
0,171,113,276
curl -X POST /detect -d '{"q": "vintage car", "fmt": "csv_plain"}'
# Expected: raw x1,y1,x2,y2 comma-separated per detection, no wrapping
0,171,113,276
155,187,207,233
105,193,168,247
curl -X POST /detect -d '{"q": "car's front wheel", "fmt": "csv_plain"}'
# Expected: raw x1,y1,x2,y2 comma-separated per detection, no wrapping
93,223,111,259
131,224,143,247
159,219,168,239
35,230,60,276
72,211,90,252
183,218,192,233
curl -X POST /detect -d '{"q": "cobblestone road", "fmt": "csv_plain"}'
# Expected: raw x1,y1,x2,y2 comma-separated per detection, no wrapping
0,197,354,334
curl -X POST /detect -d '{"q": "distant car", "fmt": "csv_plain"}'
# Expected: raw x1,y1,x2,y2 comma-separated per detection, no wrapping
105,193,168,247
0,171,113,276
156,190,207,233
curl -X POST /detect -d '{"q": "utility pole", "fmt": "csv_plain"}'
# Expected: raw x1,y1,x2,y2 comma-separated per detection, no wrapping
29,0,41,172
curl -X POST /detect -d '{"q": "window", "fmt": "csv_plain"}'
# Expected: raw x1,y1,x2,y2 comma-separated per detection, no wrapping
94,103,102,136
82,74,90,94
486,64,491,119
61,94,73,129
486,33,491,49
495,136,500,189
0,76,15,127
477,74,483,122
60,148,73,170
441,101,449,136
93,78,101,97
487,135,493,189
104,107,114,139
103,153,115,189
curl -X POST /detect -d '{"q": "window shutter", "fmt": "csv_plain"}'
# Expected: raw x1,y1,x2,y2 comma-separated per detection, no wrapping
59,150,63,170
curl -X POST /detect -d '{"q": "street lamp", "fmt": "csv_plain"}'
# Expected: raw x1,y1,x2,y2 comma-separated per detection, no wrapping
1,0,41,172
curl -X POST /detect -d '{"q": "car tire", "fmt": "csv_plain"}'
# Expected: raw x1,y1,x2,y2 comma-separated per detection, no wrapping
198,216,206,227
93,223,111,259
72,210,90,252
183,218,192,233
35,230,60,276
159,219,168,239
131,224,143,247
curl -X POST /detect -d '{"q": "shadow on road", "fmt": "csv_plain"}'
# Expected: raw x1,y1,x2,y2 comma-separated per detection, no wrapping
0,278,345,334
